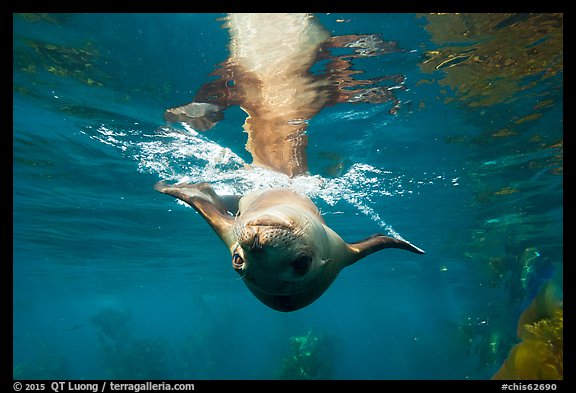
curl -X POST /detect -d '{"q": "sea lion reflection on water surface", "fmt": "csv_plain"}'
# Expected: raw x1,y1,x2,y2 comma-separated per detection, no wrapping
164,13,406,177
156,13,424,311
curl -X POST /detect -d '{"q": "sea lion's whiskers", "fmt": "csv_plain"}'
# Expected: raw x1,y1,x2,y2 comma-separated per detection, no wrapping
292,218,312,238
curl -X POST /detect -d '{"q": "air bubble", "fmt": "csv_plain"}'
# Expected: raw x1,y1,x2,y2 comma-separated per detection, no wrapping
86,124,453,242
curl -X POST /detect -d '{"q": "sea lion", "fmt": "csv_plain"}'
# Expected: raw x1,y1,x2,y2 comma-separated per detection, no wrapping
156,14,422,311
155,181,424,311
164,13,405,177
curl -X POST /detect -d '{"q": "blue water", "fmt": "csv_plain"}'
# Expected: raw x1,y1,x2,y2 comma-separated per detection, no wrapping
13,13,563,380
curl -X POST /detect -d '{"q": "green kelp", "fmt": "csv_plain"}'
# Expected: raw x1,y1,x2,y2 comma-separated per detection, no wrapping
417,13,563,260
14,15,179,109
90,307,131,344
418,13,563,177
171,332,216,379
277,329,332,380
416,16,563,378
15,13,71,25
90,307,169,379
99,336,169,379
12,336,69,379
493,279,563,380
418,13,563,108
14,38,107,87
451,315,514,374
519,248,541,291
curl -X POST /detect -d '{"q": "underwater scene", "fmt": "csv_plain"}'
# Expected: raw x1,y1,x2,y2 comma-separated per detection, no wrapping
13,13,562,380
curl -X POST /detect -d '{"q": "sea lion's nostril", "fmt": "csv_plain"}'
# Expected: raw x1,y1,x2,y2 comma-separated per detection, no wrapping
251,234,261,250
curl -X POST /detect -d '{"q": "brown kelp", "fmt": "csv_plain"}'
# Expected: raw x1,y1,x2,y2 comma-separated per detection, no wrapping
493,278,563,379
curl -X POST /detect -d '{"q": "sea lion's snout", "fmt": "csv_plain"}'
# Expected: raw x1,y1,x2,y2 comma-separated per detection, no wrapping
236,215,294,249
237,216,300,254
238,226,263,251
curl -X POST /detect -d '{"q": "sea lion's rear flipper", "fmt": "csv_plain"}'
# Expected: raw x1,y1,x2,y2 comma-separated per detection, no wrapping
345,234,425,266
154,181,236,247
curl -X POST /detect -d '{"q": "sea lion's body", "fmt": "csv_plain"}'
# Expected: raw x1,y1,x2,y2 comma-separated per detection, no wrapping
155,182,424,311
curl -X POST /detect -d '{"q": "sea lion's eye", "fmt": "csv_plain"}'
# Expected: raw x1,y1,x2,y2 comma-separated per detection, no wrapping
232,253,244,269
291,255,311,275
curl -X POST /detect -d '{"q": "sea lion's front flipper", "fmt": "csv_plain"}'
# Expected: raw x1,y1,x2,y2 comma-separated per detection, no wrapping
164,102,225,131
346,234,425,266
155,181,236,247
164,60,240,132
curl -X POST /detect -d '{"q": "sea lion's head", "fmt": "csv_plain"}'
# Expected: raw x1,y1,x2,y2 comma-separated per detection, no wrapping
229,204,337,311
